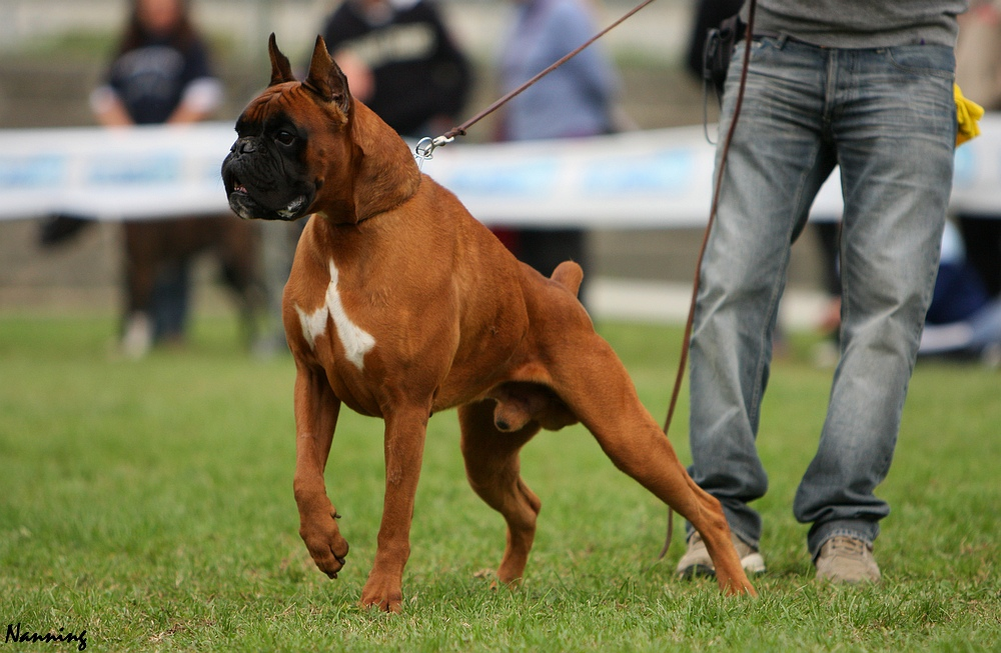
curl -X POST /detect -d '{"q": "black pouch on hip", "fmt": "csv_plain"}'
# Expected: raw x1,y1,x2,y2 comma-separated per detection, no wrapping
703,14,745,98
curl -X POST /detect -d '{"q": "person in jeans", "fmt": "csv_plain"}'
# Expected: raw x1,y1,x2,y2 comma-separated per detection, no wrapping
678,0,967,583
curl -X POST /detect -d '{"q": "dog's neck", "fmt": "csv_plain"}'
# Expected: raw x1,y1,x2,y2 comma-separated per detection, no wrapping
315,101,422,226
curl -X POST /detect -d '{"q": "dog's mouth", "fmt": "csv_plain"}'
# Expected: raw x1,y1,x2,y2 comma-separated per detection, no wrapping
223,168,312,222
223,169,266,221
223,169,248,198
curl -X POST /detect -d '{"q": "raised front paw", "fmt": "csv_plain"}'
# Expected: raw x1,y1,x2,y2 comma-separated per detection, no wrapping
299,510,349,578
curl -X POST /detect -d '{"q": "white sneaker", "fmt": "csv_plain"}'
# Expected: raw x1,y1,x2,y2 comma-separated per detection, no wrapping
676,531,766,578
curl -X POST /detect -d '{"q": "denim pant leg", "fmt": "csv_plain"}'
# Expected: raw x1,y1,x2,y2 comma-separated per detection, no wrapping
688,38,837,548
152,260,191,342
795,45,956,558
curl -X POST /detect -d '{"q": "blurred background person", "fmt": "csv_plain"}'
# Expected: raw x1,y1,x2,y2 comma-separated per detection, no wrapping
955,0,1001,299
492,0,621,307
92,0,221,351
90,0,257,358
919,220,1001,363
319,0,472,138
93,0,222,130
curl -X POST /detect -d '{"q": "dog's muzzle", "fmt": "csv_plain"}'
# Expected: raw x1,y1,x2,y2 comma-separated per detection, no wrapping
222,138,313,222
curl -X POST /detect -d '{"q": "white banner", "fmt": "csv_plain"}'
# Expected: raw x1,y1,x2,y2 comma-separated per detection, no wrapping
2,114,1000,226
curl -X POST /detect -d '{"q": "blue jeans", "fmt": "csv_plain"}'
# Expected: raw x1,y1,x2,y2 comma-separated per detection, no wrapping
687,37,956,558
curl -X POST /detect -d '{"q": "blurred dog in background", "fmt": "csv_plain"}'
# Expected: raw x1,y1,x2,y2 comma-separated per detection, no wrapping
41,213,267,358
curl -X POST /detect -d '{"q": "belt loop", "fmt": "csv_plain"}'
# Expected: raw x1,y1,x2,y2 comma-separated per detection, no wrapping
753,31,790,48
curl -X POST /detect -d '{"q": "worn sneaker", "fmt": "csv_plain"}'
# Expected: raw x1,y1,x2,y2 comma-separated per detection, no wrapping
814,536,881,584
676,531,766,578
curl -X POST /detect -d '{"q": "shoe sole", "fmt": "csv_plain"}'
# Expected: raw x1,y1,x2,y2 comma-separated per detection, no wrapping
678,554,767,579
678,563,716,579
815,569,881,584
741,552,766,575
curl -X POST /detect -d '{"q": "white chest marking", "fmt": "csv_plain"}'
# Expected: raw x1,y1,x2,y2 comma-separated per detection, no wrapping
295,260,376,371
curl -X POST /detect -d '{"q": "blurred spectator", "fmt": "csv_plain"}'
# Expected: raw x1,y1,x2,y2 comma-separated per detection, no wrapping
919,221,1001,363
494,0,621,305
955,0,1001,299
90,0,226,356
320,0,472,138
812,221,842,336
808,220,842,368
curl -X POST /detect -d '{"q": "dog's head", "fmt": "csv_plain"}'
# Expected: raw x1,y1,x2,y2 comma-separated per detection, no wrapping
222,34,419,224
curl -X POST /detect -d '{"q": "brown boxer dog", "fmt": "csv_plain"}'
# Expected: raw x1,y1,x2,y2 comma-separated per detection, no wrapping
222,34,756,612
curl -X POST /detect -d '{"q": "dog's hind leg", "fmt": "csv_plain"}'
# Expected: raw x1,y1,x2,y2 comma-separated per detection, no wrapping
459,399,542,587
548,335,757,596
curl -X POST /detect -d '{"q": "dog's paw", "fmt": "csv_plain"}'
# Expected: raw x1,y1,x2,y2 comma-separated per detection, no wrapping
300,512,349,578
360,577,404,613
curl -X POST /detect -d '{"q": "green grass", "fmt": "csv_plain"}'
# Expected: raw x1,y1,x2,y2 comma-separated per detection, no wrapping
1,314,998,652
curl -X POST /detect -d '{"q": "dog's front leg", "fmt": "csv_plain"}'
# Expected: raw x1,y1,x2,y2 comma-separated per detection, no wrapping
292,366,349,579
360,405,429,613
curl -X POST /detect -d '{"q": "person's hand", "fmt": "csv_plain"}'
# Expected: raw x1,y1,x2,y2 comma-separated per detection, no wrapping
92,90,134,127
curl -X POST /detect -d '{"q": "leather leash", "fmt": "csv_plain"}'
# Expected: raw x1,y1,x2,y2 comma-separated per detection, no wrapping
657,0,756,560
411,0,758,562
415,0,657,160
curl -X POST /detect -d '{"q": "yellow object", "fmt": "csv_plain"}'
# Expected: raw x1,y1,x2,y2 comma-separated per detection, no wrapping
955,83,984,147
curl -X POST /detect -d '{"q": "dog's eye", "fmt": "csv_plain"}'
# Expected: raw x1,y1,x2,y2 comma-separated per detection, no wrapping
275,130,296,146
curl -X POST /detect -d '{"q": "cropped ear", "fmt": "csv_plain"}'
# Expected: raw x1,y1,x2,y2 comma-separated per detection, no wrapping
268,33,295,86
303,35,352,115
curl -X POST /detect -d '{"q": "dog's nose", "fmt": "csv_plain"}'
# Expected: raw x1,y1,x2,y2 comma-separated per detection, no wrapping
233,138,257,155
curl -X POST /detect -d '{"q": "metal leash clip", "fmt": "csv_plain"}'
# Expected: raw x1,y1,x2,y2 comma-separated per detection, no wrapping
413,135,454,170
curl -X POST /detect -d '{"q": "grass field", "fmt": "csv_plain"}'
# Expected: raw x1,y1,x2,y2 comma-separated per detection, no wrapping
1,314,998,652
